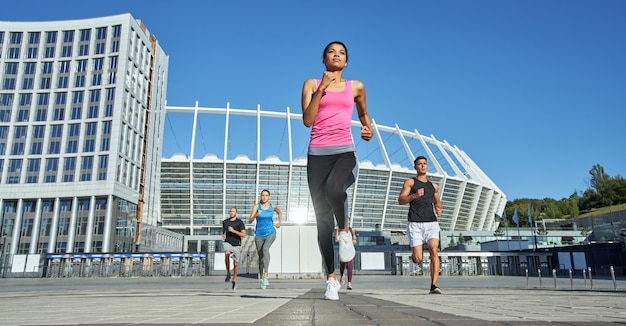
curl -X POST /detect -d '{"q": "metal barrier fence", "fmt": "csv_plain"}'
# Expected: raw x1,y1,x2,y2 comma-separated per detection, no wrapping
43,253,207,278
0,248,622,279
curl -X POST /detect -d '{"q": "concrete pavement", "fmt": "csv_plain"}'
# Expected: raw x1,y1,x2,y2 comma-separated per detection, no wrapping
1,274,625,325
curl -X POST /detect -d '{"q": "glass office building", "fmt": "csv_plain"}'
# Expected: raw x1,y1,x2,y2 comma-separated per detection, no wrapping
0,14,175,255
160,105,507,237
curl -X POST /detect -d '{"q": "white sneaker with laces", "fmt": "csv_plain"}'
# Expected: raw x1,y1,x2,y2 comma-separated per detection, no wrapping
337,231,355,262
324,277,341,300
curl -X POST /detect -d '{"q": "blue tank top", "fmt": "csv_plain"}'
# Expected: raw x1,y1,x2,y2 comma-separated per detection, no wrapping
255,203,276,237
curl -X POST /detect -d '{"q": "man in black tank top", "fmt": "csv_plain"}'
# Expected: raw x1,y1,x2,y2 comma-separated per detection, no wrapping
398,156,443,294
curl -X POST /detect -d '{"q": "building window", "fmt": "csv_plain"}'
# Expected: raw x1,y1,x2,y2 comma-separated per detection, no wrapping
59,61,71,73
52,108,64,120
80,156,93,181
71,107,82,120
7,159,23,184
63,30,74,42
28,32,40,44
22,78,34,90
11,142,25,155
24,62,37,75
48,141,60,154
35,108,47,121
62,157,76,182
95,43,105,54
14,125,27,139
91,73,102,86
8,48,20,59
42,61,53,74
27,47,38,59
111,40,120,53
79,44,89,56
74,75,85,88
68,123,80,136
66,140,78,153
44,46,55,58
57,76,69,88
46,31,57,43
30,142,43,155
50,124,63,137
26,158,40,183
45,158,58,182
39,77,51,89
97,155,108,180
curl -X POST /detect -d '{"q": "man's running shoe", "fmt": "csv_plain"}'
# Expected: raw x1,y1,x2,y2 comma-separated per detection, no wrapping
337,231,355,262
224,275,231,282
429,285,442,294
231,281,237,291
324,277,341,300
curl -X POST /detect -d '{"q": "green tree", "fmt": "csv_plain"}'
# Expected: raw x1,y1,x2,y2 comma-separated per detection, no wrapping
589,164,615,206
568,192,579,218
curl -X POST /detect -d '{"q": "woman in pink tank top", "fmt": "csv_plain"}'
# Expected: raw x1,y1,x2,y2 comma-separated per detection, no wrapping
301,41,373,301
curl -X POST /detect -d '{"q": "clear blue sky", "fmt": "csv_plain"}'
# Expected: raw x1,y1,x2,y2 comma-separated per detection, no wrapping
3,0,625,201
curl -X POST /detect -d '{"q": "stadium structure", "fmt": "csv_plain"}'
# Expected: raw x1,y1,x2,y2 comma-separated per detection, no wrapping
160,103,508,249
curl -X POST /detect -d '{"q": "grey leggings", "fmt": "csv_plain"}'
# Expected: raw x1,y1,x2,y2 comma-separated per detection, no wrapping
254,233,276,276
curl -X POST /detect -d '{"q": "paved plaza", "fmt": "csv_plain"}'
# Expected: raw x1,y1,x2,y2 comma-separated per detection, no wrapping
1,274,625,325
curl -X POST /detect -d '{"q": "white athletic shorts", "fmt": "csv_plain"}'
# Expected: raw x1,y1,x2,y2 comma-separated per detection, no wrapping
223,242,241,262
407,221,440,248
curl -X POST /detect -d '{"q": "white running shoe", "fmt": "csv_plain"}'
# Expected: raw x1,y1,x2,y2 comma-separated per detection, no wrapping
337,231,355,262
324,278,341,300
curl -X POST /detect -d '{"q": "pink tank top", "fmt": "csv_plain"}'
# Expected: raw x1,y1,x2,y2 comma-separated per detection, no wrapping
309,80,355,148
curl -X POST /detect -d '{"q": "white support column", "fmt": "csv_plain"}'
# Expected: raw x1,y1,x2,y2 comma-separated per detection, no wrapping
189,101,199,233
222,103,230,217
10,199,24,255
255,104,261,195
102,194,113,252
28,198,43,254
84,196,96,252
48,198,60,254
371,119,392,230
286,106,293,223
66,197,78,252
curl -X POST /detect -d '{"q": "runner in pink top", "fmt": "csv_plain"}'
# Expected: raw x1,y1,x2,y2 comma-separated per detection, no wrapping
308,79,355,149
301,41,373,300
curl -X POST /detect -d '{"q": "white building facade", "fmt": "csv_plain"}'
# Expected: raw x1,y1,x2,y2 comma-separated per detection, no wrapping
0,14,175,256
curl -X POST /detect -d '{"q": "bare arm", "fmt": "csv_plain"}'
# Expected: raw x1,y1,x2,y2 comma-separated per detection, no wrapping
432,183,443,217
302,71,337,127
352,80,373,141
273,203,282,228
398,178,418,205
248,205,260,224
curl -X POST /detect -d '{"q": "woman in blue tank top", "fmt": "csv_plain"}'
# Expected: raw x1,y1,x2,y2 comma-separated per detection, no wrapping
248,189,282,289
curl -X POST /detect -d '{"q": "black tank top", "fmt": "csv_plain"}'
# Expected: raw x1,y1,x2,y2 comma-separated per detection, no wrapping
407,177,438,223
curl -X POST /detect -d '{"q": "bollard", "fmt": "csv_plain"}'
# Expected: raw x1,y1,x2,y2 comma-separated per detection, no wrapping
583,269,587,288
538,269,542,288
569,269,573,290
588,267,593,289
553,269,557,289
525,268,529,288
610,266,617,291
